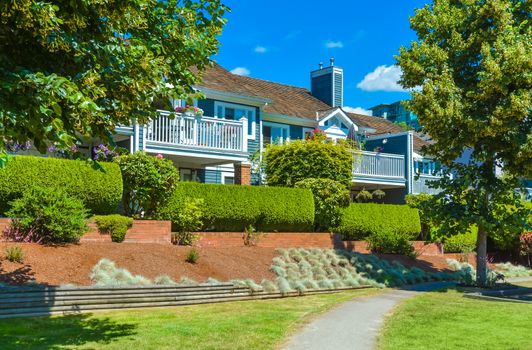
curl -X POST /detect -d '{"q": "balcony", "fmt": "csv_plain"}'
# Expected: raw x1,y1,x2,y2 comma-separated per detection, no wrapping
412,174,442,195
144,110,248,157
352,151,406,188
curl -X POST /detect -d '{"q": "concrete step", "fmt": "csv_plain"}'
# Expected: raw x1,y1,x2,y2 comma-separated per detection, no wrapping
0,291,252,311
0,293,261,318
0,288,249,305
0,283,236,295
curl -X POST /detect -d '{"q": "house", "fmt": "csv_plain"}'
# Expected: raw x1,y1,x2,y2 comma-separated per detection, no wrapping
107,59,442,203
370,100,420,129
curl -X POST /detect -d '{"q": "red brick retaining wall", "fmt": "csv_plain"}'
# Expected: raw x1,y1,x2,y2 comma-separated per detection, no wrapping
1,218,171,243
0,216,452,256
0,218,9,234
81,220,171,243
195,232,444,256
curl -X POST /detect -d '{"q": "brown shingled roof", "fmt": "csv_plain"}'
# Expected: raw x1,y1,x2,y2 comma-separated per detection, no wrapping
346,112,430,152
198,64,431,153
198,64,332,119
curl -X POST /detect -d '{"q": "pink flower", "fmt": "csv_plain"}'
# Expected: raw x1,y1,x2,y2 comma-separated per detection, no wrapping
156,154,164,159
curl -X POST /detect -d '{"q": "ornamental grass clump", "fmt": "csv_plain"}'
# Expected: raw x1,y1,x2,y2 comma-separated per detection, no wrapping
90,259,151,286
493,262,532,277
268,248,468,292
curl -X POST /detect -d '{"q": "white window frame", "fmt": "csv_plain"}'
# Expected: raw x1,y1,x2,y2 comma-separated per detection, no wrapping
263,121,290,145
214,101,257,140
221,171,235,185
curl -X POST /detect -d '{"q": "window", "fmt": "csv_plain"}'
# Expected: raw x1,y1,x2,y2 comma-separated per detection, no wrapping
303,127,314,140
263,122,290,145
180,168,200,182
214,102,257,139
222,172,235,185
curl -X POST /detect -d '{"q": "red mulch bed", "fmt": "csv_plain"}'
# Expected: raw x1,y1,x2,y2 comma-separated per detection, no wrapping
0,242,474,286
0,242,277,286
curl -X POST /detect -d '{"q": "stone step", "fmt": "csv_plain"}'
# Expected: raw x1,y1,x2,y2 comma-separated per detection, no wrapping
0,287,248,304
0,283,237,296
0,290,252,310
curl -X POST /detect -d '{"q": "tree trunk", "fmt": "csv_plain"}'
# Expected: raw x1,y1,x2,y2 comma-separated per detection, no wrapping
476,227,488,287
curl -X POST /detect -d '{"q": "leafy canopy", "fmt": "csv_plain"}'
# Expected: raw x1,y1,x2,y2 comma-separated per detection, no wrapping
0,0,228,159
397,0,531,284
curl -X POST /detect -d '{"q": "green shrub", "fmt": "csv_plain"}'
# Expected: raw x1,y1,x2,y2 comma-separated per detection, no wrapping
159,182,314,232
169,198,203,245
263,139,353,188
6,186,89,243
115,152,179,217
335,203,421,240
0,156,122,215
5,246,24,263
294,178,350,231
185,248,199,264
443,227,477,253
93,215,133,243
366,231,416,257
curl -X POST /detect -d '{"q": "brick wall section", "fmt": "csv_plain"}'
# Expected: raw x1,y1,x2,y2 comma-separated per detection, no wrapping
0,216,445,255
195,232,443,255
0,218,9,235
234,162,251,185
80,220,172,243
196,232,334,248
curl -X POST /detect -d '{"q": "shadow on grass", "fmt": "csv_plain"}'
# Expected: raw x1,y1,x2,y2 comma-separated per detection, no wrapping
0,313,137,350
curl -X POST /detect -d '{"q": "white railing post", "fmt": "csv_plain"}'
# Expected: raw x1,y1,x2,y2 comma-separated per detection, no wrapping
193,116,198,145
241,117,248,153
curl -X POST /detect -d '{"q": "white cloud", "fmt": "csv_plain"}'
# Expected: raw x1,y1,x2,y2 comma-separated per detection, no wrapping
230,67,251,76
284,30,302,40
356,65,407,92
254,46,267,53
343,106,373,116
325,40,344,49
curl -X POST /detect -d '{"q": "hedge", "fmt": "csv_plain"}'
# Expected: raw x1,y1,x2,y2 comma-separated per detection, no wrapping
335,203,421,240
158,182,315,232
0,156,122,215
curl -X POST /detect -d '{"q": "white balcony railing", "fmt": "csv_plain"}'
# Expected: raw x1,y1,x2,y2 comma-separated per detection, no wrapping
353,151,405,179
145,111,247,153
412,174,442,195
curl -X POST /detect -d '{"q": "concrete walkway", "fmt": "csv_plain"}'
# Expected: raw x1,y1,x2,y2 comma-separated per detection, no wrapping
282,282,454,350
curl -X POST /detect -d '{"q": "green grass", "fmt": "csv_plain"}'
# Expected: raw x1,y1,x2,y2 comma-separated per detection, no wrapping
379,287,532,350
0,289,378,350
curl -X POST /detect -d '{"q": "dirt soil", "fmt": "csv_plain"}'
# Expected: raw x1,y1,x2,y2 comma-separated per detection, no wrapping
0,242,278,286
0,242,471,286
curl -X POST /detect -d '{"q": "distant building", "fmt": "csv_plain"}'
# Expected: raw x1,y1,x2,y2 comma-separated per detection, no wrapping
370,101,419,128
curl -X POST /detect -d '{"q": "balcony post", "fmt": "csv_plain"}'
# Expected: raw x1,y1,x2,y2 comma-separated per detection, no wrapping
193,116,199,145
241,117,248,153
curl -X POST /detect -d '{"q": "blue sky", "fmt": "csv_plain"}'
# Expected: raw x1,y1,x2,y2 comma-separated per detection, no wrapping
214,0,429,114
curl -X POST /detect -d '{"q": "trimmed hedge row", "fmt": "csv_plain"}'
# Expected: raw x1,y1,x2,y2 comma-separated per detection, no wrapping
335,203,421,240
0,156,122,215
159,182,315,232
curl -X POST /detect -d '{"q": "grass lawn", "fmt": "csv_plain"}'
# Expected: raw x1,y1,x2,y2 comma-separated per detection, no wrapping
378,287,532,350
0,288,378,350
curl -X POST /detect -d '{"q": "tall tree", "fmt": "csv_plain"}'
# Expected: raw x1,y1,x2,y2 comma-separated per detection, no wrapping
0,0,227,162
397,0,531,286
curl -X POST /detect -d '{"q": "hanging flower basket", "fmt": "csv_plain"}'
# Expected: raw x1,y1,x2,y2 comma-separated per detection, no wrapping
175,105,204,117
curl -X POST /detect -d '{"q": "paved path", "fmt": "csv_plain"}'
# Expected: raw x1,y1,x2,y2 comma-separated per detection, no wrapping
282,282,454,350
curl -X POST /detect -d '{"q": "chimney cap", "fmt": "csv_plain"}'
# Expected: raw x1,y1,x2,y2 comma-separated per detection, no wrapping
330,57,335,66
